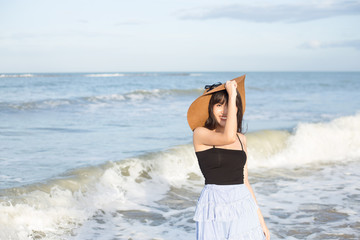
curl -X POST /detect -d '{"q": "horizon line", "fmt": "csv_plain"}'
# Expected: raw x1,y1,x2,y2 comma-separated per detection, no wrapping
1,70,360,74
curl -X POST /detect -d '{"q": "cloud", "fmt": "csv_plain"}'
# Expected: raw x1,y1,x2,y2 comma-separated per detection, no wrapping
178,1,360,23
300,39,360,50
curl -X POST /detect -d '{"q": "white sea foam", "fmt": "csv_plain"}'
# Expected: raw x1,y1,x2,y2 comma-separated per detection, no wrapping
0,175,22,182
84,72,203,78
1,89,200,111
84,73,126,77
247,113,360,169
83,89,164,103
84,73,163,77
0,74,34,78
1,99,74,110
252,160,360,239
0,145,201,239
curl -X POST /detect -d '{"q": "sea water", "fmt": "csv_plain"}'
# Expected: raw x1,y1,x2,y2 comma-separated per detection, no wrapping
0,72,359,239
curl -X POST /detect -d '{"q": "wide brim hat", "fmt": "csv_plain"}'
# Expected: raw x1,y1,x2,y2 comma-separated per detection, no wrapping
187,75,246,131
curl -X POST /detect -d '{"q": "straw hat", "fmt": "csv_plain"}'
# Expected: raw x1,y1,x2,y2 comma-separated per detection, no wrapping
187,75,246,131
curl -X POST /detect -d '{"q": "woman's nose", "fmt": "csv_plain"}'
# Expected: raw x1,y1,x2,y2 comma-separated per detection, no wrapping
223,105,228,115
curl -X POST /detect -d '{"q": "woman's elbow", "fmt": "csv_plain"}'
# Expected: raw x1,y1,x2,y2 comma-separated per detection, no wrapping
224,134,237,144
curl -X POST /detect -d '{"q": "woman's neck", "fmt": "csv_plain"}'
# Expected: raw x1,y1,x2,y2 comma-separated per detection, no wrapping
215,125,225,133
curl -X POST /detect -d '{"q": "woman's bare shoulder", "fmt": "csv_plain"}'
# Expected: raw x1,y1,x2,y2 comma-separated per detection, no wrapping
193,127,212,151
193,126,211,137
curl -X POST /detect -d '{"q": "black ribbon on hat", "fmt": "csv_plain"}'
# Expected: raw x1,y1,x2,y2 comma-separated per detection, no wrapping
204,82,222,92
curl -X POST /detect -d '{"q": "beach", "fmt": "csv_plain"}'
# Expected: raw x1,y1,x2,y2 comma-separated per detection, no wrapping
0,72,359,239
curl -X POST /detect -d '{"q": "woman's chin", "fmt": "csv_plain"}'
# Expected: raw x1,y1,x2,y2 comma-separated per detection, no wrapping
217,122,226,128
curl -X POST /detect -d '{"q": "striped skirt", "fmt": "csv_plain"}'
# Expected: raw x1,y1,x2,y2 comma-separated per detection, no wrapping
194,184,266,240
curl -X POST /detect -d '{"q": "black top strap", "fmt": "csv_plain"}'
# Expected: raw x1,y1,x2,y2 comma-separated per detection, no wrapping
236,134,244,150
213,134,243,150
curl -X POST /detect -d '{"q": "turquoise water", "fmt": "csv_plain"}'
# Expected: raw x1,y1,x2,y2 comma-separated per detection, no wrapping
0,72,359,239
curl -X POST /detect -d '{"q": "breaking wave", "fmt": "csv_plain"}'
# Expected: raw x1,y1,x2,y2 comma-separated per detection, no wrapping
0,89,202,111
0,72,204,78
0,113,359,239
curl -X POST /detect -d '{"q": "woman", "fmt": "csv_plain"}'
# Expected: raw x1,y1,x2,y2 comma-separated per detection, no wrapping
187,75,270,240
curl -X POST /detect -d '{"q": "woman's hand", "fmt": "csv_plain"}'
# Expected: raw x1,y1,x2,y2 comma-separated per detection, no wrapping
257,208,270,240
262,223,270,240
225,80,237,98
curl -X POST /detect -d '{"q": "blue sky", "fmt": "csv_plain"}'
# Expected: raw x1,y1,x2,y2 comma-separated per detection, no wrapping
1,0,359,72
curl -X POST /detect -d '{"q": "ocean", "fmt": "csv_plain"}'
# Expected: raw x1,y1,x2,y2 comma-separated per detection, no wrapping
0,72,359,239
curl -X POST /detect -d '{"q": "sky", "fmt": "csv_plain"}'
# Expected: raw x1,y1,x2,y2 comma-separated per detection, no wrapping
0,0,359,72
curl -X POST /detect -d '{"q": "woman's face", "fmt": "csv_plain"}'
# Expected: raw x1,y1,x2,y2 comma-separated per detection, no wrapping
212,102,228,128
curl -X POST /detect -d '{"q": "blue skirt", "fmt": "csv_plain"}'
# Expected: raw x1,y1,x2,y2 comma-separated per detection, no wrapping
194,184,265,240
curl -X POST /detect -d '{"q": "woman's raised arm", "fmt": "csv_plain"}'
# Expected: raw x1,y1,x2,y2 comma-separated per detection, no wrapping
193,80,238,148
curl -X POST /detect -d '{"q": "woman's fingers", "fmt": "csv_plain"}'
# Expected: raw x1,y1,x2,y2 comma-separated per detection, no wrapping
231,79,237,88
225,80,237,96
264,228,270,240
261,224,270,240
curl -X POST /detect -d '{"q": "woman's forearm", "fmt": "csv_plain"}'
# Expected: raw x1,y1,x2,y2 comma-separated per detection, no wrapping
245,182,266,225
224,95,237,141
245,182,258,205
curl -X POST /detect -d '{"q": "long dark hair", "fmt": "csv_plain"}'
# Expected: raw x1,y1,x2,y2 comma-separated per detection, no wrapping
204,90,243,133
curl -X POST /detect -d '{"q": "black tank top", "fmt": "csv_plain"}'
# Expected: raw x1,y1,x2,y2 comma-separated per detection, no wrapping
195,134,247,185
